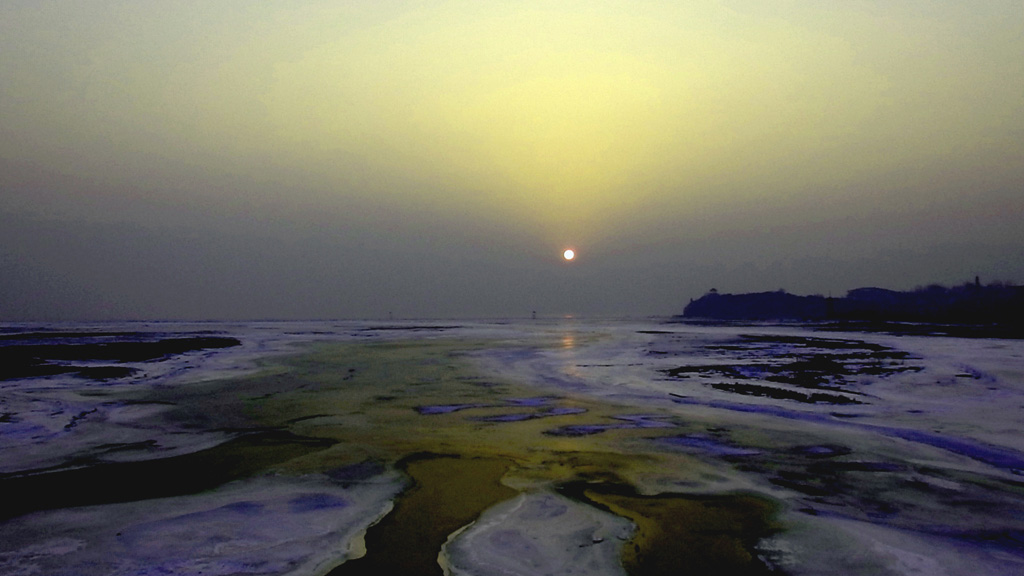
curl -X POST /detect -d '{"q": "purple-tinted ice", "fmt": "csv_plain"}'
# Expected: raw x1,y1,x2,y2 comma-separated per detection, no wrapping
506,396,558,407
658,434,762,457
415,403,491,415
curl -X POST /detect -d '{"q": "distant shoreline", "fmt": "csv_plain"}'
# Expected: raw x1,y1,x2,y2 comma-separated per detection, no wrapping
678,281,1024,338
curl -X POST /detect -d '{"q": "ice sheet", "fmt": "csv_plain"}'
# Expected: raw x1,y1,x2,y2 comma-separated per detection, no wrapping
440,491,632,576
469,322,1024,476
0,471,403,576
4,319,1024,574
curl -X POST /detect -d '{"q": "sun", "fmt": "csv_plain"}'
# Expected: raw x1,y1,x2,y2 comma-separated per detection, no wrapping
563,249,575,261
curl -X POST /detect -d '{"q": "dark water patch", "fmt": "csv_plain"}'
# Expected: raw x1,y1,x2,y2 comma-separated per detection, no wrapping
77,365,139,380
0,336,241,381
663,364,750,379
764,463,906,512
560,481,781,576
737,334,889,351
808,460,905,473
0,331,147,341
763,355,847,387
665,335,923,391
93,440,160,455
757,459,913,518
709,382,862,405
658,434,762,457
705,344,753,351
0,336,241,363
670,393,857,421
287,414,336,424
418,397,582,418
358,325,462,332
414,403,492,415
506,396,558,407
765,356,920,387
818,321,1024,340
0,430,333,521
544,424,614,437
64,408,98,429
0,363,138,382
857,364,923,376
471,406,587,422
0,362,75,380
544,415,674,437
329,454,517,576
327,460,387,487
767,470,840,498
473,412,537,422
950,529,1024,556
788,444,853,459
613,415,675,428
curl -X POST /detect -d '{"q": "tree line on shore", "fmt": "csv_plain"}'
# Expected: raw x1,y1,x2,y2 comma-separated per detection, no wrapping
682,279,1024,326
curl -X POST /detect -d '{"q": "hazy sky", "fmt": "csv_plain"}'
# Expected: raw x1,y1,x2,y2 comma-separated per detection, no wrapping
2,1,1022,320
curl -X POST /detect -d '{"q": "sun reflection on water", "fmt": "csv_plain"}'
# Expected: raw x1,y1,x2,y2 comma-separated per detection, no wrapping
561,333,576,350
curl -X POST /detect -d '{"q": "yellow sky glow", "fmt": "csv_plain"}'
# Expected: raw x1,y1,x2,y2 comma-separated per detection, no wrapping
1,1,1023,319
1,1,1022,247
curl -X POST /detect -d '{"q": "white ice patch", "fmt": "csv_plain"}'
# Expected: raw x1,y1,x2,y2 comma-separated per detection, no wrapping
0,321,373,474
0,471,403,576
764,512,1024,576
440,491,633,576
471,323,1024,474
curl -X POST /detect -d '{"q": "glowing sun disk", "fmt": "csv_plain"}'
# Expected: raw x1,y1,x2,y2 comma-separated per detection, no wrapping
563,249,575,261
